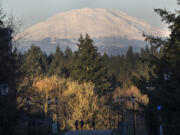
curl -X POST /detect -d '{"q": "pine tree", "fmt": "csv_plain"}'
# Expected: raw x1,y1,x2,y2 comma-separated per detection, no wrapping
21,45,47,77
64,47,73,77
48,46,66,76
70,34,110,95
64,46,73,60
134,1,180,134
0,11,17,135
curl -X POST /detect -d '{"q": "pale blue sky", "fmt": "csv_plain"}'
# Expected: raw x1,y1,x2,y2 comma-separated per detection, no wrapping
1,0,179,30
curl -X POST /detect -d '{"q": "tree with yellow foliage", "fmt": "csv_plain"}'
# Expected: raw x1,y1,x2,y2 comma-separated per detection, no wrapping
34,76,66,116
113,85,148,110
33,76,109,130
112,85,149,131
62,81,105,130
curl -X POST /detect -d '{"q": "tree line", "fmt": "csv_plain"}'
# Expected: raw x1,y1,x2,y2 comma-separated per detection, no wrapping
15,34,146,130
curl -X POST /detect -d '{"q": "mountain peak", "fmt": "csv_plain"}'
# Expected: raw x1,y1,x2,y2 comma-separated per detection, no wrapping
22,8,168,41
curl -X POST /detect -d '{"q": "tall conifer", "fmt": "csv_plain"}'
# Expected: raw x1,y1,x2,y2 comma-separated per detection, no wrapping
70,34,110,95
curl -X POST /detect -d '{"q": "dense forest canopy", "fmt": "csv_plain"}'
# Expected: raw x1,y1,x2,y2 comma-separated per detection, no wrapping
15,34,148,130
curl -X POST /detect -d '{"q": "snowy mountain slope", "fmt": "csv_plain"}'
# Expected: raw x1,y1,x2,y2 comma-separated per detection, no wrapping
18,8,169,55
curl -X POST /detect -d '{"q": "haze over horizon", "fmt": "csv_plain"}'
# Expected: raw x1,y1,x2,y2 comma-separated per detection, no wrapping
1,0,178,30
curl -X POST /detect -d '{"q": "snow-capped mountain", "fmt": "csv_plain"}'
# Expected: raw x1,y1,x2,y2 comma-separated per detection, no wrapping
18,8,169,55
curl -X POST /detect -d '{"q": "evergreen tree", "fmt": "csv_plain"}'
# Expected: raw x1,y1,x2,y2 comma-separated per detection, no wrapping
134,1,180,134
0,11,16,135
70,34,110,95
102,47,139,88
17,45,48,108
126,46,135,67
48,46,66,76
21,45,47,77
64,46,73,60
64,47,73,77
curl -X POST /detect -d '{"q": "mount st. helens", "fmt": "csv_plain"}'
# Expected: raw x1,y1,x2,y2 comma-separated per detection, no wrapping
17,8,169,55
